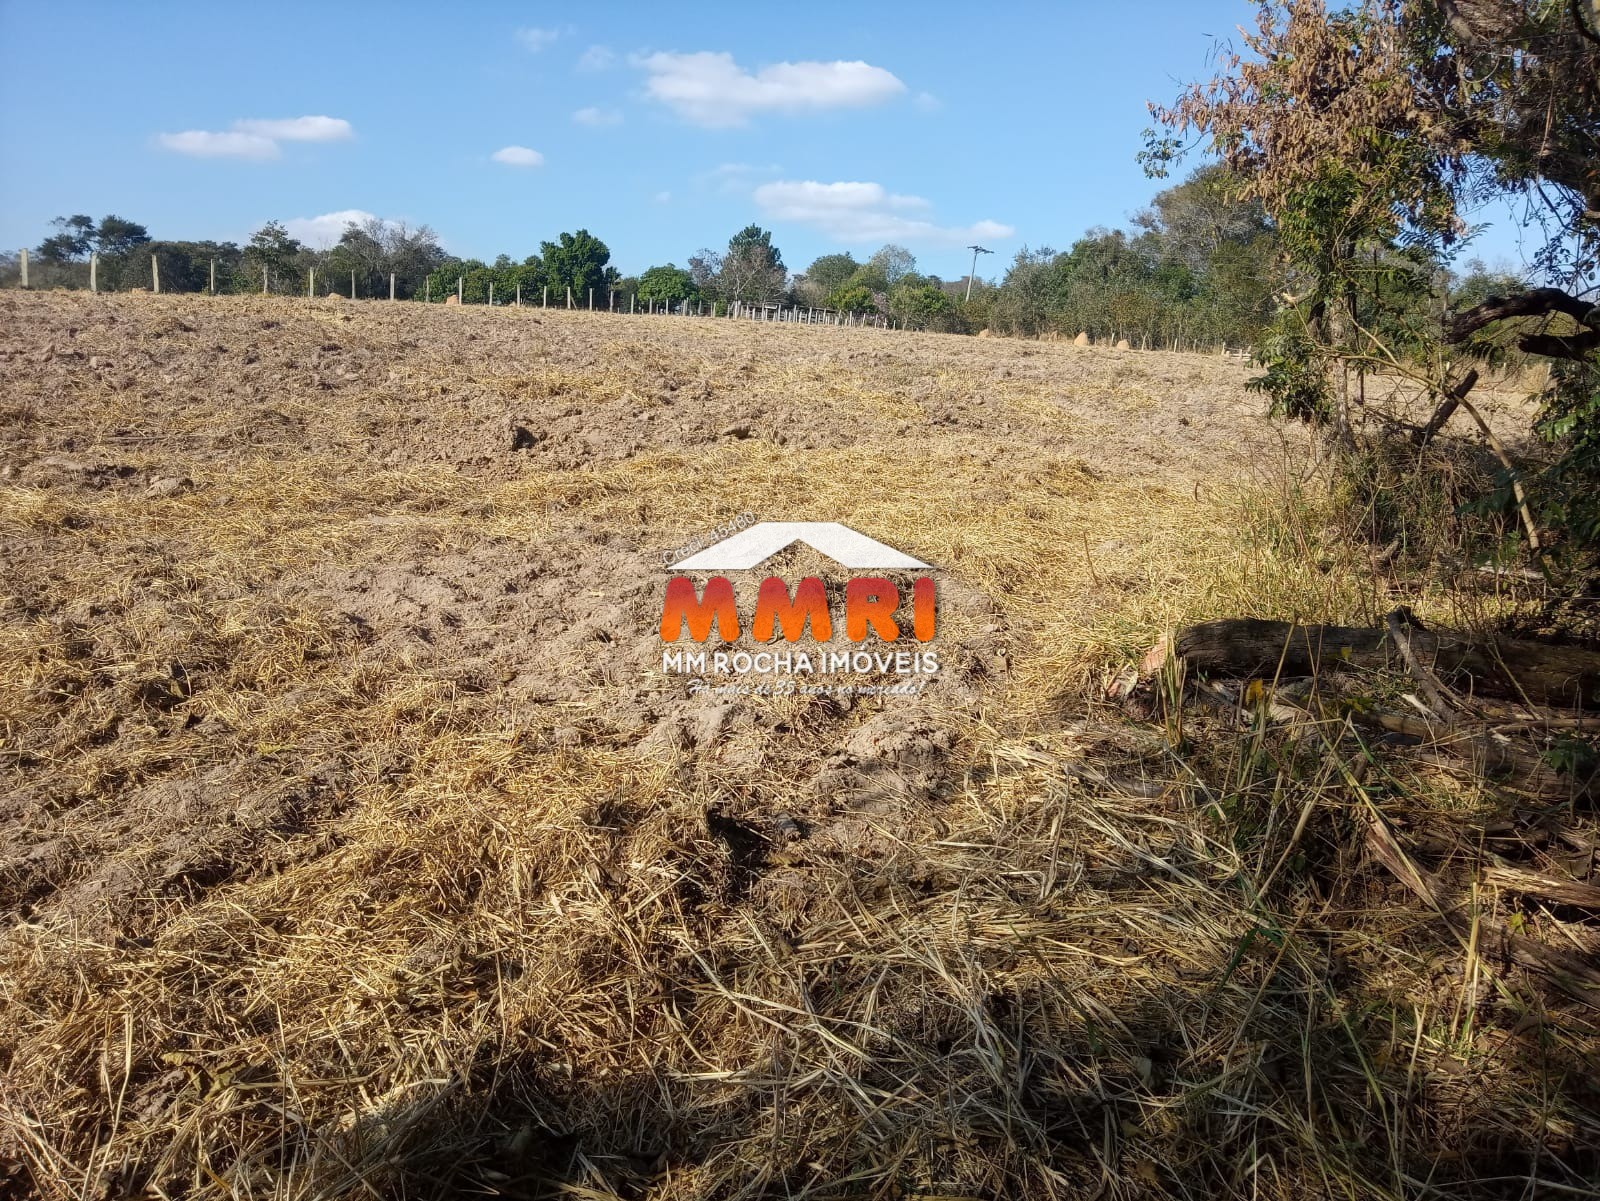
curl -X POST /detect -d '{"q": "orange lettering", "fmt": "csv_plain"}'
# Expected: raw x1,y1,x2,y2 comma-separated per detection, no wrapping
752,576,831,642
912,577,936,641
845,577,899,641
660,576,739,642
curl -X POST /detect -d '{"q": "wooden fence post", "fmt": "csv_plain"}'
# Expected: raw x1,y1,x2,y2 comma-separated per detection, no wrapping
308,268,315,298
151,254,160,294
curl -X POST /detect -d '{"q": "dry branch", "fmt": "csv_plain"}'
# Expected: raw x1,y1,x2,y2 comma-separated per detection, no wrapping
1363,810,1600,1008
1175,617,1600,708
1412,366,1478,446
1483,864,1600,910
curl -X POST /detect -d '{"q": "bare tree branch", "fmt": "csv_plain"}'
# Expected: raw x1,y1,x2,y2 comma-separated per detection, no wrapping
1518,329,1600,358
1445,286,1598,343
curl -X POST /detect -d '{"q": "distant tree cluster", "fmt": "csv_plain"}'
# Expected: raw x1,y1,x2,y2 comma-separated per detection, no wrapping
5,212,450,298
977,167,1283,348
8,166,1299,349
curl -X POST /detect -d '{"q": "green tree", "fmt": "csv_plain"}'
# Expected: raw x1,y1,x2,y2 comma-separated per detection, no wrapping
540,230,618,303
889,282,962,332
827,283,877,314
94,215,151,259
37,215,97,262
637,264,696,305
242,221,303,293
693,224,787,305
1147,0,1600,556
797,253,858,305
728,224,782,271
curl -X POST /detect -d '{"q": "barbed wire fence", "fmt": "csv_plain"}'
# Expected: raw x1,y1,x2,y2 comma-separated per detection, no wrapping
0,248,899,329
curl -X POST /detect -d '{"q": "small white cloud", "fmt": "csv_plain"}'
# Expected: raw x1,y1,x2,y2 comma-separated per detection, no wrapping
492,145,545,167
754,179,1012,246
576,44,615,71
572,106,623,127
284,209,379,247
913,91,941,113
635,51,905,127
157,130,280,160
233,115,353,142
654,190,672,204
516,26,559,51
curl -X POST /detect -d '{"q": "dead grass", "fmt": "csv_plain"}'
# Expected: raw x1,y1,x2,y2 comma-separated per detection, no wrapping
0,292,1596,1200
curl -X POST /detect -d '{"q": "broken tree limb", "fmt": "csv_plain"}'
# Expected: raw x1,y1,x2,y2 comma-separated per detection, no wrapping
1174,617,1600,707
1413,367,1479,446
1365,710,1589,799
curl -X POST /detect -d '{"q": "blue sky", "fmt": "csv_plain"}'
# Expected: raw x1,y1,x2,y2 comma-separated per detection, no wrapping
0,1,1536,281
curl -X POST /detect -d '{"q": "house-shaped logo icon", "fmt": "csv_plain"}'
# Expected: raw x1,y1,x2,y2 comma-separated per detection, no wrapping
670,522,929,571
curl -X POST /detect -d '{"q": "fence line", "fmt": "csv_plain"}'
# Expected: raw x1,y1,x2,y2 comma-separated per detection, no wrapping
0,259,1263,346
5,249,910,331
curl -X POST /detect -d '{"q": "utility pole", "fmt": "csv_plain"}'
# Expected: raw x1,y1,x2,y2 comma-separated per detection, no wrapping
965,245,993,302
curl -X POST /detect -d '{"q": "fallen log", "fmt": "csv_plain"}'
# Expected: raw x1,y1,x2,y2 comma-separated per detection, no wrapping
1175,617,1600,708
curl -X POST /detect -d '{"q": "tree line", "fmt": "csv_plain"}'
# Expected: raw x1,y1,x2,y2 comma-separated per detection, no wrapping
3,159,1531,353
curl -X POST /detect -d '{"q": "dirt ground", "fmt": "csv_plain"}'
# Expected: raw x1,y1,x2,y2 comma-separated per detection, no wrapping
2,292,1595,1200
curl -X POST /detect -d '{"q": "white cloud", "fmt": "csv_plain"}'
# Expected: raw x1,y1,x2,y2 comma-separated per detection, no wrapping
492,145,545,167
156,115,353,160
233,115,353,142
913,91,941,113
516,26,559,51
753,180,1013,246
284,209,379,247
635,51,905,127
654,190,672,204
576,44,615,71
157,130,280,160
572,106,622,127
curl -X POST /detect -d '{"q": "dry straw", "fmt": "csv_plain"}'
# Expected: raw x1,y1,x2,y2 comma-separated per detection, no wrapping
0,292,1593,1200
